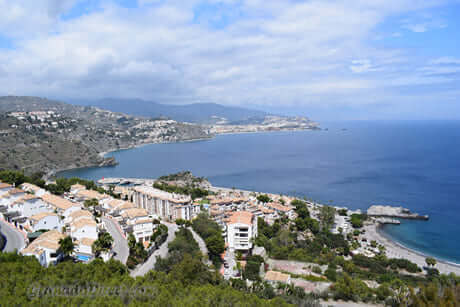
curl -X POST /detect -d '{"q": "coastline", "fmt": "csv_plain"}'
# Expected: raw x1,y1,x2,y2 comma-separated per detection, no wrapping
213,185,460,275
60,129,317,176
365,223,460,275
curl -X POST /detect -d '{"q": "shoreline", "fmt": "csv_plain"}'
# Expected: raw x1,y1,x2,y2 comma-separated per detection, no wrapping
58,129,318,177
365,223,460,275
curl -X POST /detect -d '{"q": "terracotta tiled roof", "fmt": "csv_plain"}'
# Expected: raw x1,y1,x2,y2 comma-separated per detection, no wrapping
264,271,290,283
69,210,93,220
22,194,40,201
267,202,292,212
0,182,12,189
122,208,148,219
8,188,24,195
20,183,42,192
42,194,75,210
71,218,96,230
76,189,107,200
227,211,253,225
30,212,58,221
20,230,65,255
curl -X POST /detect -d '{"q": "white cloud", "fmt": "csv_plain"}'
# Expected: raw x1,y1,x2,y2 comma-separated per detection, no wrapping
0,0,457,114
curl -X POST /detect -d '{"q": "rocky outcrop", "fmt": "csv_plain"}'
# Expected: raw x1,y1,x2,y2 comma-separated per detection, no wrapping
367,205,429,220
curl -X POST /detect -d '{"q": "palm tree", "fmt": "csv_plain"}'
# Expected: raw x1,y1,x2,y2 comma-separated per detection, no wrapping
425,257,437,267
92,232,114,256
58,236,75,259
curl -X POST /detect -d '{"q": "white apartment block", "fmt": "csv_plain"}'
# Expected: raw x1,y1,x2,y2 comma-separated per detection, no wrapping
132,186,193,221
226,211,258,251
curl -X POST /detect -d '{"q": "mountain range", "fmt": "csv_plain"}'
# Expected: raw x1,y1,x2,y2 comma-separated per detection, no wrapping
69,98,270,124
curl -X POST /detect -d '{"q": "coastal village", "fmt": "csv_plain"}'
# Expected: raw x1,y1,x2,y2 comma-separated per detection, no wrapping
2,171,457,300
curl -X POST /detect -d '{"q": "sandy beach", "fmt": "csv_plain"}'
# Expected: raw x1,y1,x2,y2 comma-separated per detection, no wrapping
364,223,460,275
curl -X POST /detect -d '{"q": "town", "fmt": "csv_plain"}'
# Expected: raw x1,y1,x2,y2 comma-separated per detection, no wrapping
1,170,421,295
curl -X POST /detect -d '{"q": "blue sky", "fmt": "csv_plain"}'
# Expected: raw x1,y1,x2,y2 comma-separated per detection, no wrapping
0,0,459,120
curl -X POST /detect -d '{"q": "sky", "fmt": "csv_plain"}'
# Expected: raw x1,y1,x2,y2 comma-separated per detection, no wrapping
0,0,459,120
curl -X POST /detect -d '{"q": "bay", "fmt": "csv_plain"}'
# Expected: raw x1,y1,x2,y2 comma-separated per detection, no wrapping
60,120,460,263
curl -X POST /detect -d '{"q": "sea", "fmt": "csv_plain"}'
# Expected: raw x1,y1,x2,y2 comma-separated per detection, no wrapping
60,120,460,264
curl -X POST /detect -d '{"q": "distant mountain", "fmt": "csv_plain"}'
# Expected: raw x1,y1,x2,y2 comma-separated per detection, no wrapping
70,98,270,124
0,96,211,174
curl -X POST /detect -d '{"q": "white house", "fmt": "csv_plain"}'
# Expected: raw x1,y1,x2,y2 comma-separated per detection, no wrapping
10,194,51,218
20,230,65,267
70,217,98,241
41,194,81,217
0,188,25,207
20,183,47,197
74,237,96,262
122,208,153,244
65,210,93,225
29,212,61,232
226,211,258,251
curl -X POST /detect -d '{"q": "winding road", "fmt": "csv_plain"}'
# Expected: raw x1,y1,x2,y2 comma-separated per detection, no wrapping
130,222,178,277
0,219,26,253
102,217,129,264
190,228,212,265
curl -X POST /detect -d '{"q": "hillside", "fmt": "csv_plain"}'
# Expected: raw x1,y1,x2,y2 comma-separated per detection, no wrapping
0,96,212,175
71,98,270,124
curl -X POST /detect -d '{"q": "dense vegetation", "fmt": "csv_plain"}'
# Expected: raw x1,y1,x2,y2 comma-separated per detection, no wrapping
0,252,290,306
150,224,168,249
126,234,148,269
0,170,119,198
192,213,226,265
153,182,210,200
253,201,460,305
155,227,202,273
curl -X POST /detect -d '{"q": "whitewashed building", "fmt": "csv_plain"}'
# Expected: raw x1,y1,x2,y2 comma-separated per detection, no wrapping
20,230,65,267
226,211,258,251
122,208,153,244
70,217,98,241
132,186,192,221
29,212,61,232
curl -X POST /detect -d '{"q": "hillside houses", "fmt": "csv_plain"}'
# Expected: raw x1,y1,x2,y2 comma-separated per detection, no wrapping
29,212,61,232
20,230,65,267
121,208,153,244
41,194,81,217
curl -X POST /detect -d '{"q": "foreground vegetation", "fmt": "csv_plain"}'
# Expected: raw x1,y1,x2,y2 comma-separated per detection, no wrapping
0,252,292,306
255,200,460,305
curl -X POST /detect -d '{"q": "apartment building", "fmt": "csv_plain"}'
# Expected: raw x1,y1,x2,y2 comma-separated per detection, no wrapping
132,186,192,221
226,211,258,251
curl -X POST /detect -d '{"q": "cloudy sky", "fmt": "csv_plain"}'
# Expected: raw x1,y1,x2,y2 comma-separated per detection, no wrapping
1,0,459,120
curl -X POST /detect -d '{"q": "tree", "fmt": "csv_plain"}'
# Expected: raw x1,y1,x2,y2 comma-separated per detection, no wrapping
318,205,336,232
58,236,75,258
425,257,437,267
257,194,271,203
205,234,225,259
92,232,114,256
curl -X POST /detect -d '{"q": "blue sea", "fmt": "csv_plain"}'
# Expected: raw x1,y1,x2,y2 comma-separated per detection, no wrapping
60,121,460,263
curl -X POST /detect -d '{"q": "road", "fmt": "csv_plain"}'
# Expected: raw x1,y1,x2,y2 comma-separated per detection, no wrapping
189,228,212,266
130,222,178,277
0,219,26,253
102,217,129,264
223,248,238,279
